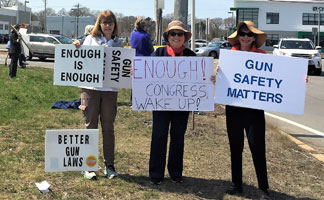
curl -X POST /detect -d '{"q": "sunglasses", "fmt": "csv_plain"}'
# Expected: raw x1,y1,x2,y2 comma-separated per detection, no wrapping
169,32,184,37
238,31,255,37
101,21,114,26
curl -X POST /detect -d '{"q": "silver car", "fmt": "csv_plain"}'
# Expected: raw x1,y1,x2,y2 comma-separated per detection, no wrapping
25,33,73,61
195,41,232,59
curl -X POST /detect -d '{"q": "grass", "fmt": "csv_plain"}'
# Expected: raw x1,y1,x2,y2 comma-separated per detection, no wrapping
0,65,324,199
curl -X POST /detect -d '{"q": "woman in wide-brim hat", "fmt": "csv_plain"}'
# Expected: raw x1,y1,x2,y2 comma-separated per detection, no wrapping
228,20,267,49
223,21,272,199
148,20,196,185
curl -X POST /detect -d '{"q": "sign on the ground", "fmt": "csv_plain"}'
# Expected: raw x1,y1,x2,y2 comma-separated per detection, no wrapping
54,45,104,87
215,50,308,115
45,129,99,172
103,48,135,88
132,56,215,111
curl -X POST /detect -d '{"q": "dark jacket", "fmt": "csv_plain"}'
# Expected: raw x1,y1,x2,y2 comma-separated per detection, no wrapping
152,46,196,57
9,31,21,56
131,30,154,56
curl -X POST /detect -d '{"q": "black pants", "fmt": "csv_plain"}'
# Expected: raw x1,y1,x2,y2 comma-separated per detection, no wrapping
226,105,269,190
149,111,189,179
9,54,19,78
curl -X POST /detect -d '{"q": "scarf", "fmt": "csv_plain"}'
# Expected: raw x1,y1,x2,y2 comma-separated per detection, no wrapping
166,45,186,57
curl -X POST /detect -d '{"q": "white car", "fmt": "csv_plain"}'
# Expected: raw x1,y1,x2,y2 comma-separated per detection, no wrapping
273,38,322,75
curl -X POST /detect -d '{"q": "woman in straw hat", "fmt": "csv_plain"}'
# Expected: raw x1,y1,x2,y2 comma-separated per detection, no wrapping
224,21,271,199
148,20,195,185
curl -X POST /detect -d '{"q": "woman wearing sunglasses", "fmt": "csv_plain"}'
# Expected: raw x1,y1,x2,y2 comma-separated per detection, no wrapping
224,21,271,199
148,20,196,185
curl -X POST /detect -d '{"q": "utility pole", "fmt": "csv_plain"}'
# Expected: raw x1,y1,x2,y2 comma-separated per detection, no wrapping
76,3,80,38
155,0,160,45
318,9,321,46
191,0,195,51
24,0,29,12
174,0,188,28
44,0,47,33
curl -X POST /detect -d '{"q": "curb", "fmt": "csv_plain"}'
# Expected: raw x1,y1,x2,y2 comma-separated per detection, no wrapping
278,129,324,163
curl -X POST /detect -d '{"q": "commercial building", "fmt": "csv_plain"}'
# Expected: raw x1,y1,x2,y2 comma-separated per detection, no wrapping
0,5,31,34
232,0,324,51
46,16,96,39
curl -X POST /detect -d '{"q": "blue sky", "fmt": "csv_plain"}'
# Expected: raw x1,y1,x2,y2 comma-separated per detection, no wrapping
28,0,234,19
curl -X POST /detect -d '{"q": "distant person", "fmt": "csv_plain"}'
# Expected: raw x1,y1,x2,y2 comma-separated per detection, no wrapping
221,21,271,199
130,17,154,105
79,25,94,45
131,17,154,56
148,20,196,185
9,24,21,78
73,10,123,180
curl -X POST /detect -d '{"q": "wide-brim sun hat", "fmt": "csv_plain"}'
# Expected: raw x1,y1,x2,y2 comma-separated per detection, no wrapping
163,20,192,42
228,21,267,48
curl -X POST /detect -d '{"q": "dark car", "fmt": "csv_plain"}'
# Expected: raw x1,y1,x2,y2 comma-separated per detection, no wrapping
195,41,232,59
0,34,9,44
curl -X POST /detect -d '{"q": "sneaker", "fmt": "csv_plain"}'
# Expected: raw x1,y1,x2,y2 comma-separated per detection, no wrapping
104,165,118,179
171,176,183,183
225,184,243,195
150,178,162,185
81,171,97,180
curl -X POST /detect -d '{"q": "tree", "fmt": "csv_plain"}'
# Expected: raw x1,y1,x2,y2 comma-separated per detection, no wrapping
69,5,93,17
0,0,18,7
57,8,67,16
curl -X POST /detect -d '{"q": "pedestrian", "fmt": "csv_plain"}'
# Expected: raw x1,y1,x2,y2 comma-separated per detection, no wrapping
8,24,21,78
79,25,94,45
222,21,271,199
73,10,123,180
131,17,154,56
148,20,196,185
130,17,154,105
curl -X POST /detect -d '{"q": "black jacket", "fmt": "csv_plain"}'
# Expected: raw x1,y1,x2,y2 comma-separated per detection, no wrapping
152,46,196,57
9,31,21,55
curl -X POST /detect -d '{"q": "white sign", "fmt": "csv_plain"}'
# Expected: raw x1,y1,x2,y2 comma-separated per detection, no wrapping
215,50,308,115
103,48,135,88
45,129,99,172
132,56,215,111
54,45,104,87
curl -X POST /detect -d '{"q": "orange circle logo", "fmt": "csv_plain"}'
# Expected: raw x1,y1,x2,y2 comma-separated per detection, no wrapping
85,155,97,167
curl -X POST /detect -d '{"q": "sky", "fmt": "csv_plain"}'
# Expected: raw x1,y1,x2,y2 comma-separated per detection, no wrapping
27,0,234,19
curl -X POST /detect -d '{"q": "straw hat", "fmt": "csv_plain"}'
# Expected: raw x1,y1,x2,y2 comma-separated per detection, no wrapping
163,20,192,42
228,21,267,48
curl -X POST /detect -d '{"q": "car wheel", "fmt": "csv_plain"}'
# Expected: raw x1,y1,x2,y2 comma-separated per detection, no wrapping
39,57,46,61
315,68,322,76
209,51,218,59
27,52,33,61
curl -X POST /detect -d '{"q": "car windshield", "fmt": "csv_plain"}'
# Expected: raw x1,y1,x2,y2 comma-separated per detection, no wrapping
207,42,222,47
280,40,315,50
55,36,73,44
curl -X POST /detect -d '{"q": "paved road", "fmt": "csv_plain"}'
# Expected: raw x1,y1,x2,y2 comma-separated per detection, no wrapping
1,47,324,152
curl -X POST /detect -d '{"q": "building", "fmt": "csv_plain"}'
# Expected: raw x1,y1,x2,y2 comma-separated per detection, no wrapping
46,16,96,39
232,0,324,51
0,5,31,34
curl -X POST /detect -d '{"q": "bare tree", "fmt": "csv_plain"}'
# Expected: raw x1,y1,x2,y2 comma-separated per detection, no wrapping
0,0,18,7
69,5,93,17
57,8,67,16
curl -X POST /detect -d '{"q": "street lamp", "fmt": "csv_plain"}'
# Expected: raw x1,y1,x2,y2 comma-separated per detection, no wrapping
228,11,235,28
318,9,321,46
24,0,29,12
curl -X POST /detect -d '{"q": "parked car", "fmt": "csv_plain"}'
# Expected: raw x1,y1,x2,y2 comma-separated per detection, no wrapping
195,40,232,59
0,34,9,44
273,38,322,75
25,33,73,61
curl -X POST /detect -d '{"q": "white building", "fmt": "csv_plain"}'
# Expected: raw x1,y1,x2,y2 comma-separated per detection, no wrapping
232,0,324,51
0,5,31,34
46,16,96,39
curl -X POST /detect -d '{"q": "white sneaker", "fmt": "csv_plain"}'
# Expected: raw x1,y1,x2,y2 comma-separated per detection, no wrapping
81,171,97,180
104,165,118,179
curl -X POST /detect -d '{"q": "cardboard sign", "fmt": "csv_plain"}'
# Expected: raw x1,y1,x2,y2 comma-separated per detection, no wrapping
45,129,99,172
215,50,308,115
54,45,104,87
103,48,136,88
132,56,215,111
